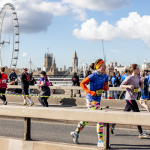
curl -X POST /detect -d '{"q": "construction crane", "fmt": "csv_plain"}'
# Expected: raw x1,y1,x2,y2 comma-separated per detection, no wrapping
102,39,106,61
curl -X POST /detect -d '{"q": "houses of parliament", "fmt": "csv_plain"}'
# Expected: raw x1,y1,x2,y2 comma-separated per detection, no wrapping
36,51,78,75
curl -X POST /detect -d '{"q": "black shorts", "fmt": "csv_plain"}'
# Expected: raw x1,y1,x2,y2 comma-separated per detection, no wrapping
22,87,29,95
21,83,29,95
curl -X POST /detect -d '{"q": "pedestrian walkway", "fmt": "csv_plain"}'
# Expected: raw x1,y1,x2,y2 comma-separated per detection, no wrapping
0,119,149,150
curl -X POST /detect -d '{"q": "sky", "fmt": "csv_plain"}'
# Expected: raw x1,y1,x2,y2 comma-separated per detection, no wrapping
0,0,150,70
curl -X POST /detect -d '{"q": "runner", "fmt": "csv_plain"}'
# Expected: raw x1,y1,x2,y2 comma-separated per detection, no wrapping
120,64,149,138
38,71,50,107
70,59,109,148
0,67,7,105
139,71,150,112
20,68,34,106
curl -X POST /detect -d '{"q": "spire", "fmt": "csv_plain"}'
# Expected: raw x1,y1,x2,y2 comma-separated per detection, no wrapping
54,57,55,63
74,50,76,56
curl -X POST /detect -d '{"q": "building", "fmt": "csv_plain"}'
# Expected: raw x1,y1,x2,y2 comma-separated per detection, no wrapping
142,59,150,70
106,62,117,76
72,51,78,73
114,65,129,75
48,57,66,75
44,53,53,71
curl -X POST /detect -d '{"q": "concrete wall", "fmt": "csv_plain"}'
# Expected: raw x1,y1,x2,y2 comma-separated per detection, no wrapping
0,137,98,150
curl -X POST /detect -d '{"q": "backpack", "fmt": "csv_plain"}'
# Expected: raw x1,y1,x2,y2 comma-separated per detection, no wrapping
26,73,30,82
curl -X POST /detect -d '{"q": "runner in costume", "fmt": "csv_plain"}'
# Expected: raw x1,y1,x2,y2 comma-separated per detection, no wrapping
120,64,149,138
70,59,109,148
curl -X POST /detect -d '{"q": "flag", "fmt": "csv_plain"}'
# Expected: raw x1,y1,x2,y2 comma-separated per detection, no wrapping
47,47,49,49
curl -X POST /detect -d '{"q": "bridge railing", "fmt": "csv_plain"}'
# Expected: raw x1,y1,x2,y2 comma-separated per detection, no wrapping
0,106,149,149
7,85,127,97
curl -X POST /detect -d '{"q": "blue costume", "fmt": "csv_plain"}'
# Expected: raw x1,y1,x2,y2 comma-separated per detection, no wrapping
86,72,108,103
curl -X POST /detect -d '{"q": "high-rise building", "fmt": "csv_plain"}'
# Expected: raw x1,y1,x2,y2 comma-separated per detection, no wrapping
72,51,78,73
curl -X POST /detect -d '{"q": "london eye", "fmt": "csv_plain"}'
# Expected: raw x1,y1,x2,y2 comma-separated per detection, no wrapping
0,3,19,68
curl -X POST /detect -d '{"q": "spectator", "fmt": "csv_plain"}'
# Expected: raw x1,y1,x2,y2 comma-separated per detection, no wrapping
0,67,7,105
116,72,121,98
20,68,34,106
49,82,54,95
144,70,150,83
139,71,150,112
29,72,37,95
38,71,50,107
85,71,92,86
111,72,118,99
8,69,17,82
85,71,92,77
121,69,129,82
29,72,37,85
114,69,118,76
72,72,81,97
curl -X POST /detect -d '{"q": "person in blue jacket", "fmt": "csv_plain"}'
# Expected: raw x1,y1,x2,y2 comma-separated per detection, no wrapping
144,70,150,84
139,71,150,112
121,69,129,82
111,72,118,99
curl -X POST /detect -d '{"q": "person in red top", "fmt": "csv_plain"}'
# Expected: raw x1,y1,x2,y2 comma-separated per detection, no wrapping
0,67,8,105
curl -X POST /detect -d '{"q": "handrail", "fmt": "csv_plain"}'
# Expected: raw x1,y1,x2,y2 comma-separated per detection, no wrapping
6,85,133,91
0,106,149,126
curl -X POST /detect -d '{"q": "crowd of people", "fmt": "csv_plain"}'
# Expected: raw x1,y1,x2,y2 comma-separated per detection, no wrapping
0,67,53,107
0,61,149,148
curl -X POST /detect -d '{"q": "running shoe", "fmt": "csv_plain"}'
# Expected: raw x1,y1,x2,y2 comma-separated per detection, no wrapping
3,101,7,105
70,131,79,144
97,141,103,148
29,102,34,107
110,124,115,134
139,131,150,138
22,102,27,106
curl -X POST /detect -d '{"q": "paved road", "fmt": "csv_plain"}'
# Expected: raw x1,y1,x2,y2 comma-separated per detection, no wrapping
0,119,150,150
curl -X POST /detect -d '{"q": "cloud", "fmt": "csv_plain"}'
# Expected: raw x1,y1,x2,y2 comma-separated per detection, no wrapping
73,12,150,47
22,53,28,57
0,0,70,33
105,11,113,16
0,0,131,32
62,0,131,11
62,0,131,20
74,24,78,27
109,50,122,54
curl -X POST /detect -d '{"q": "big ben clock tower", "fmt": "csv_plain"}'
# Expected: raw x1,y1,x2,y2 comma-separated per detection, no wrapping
72,51,78,73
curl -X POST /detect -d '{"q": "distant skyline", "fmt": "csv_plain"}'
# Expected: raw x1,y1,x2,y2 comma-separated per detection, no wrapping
0,0,150,69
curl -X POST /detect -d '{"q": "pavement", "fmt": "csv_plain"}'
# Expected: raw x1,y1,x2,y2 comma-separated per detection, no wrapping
0,119,150,150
